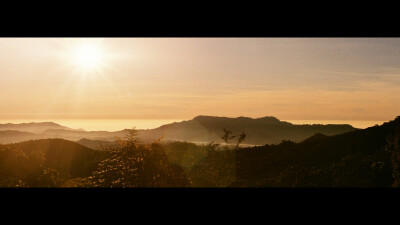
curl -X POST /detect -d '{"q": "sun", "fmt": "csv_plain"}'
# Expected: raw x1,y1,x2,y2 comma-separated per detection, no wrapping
73,43,103,72
57,38,116,82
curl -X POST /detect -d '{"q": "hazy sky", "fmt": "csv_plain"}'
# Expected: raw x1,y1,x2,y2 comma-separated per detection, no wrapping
1,38,400,121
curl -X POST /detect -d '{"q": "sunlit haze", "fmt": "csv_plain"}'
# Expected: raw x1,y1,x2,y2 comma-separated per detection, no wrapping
3,37,400,188
73,43,103,72
1,38,400,129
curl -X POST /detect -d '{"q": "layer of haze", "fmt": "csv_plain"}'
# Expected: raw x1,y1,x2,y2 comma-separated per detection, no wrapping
1,38,400,124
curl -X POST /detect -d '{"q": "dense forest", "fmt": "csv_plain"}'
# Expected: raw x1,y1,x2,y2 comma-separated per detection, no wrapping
0,116,399,187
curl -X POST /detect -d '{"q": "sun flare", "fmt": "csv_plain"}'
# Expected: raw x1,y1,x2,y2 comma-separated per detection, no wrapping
73,44,103,72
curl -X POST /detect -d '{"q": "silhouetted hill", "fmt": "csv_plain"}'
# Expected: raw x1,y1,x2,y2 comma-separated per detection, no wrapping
2,116,399,187
0,116,357,145
0,122,70,133
224,116,400,187
75,138,118,150
8,139,108,178
139,116,356,145
300,133,329,143
0,130,39,143
41,129,127,141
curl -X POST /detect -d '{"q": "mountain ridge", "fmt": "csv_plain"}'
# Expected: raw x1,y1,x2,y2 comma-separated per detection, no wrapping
0,116,357,145
141,115,356,145
229,116,400,187
0,122,70,133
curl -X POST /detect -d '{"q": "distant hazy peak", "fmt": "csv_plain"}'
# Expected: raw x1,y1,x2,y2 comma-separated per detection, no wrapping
193,115,280,120
0,122,71,134
0,130,35,134
192,115,286,125
1,122,52,125
301,133,329,143
193,115,222,120
77,138,91,141
257,116,282,122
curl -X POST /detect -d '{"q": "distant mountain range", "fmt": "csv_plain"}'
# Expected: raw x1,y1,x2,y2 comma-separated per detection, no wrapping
1,116,399,187
138,116,356,145
0,122,70,133
0,116,357,145
0,130,39,143
75,138,118,150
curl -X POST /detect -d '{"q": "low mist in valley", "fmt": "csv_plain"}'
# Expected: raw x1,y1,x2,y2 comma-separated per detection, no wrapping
1,115,400,188
1,38,400,188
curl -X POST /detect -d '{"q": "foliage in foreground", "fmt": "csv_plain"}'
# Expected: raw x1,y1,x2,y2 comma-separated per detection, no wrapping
0,144,60,187
0,131,190,187
83,130,190,187
2,117,400,188
187,129,246,187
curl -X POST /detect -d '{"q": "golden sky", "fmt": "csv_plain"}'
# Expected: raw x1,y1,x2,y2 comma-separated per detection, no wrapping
0,38,399,121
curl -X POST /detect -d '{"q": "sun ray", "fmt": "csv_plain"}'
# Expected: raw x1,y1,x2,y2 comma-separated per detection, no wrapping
37,38,123,119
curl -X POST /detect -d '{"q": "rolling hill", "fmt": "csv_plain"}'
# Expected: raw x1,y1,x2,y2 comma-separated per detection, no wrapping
75,138,118,150
0,116,357,145
0,122,70,133
221,116,400,187
138,116,357,145
7,139,108,178
0,130,39,143
1,116,399,187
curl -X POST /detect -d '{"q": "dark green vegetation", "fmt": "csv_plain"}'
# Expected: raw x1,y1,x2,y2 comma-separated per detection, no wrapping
0,116,399,188
167,116,400,187
84,130,190,187
232,117,400,187
0,139,108,187
0,132,191,187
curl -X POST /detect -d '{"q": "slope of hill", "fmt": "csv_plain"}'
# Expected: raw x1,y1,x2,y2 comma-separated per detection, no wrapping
226,117,400,187
75,138,118,150
139,116,357,145
41,129,128,141
8,139,108,178
0,116,357,145
0,122,70,133
301,133,329,143
1,116,399,187
0,130,39,143
0,127,130,144
0,138,189,187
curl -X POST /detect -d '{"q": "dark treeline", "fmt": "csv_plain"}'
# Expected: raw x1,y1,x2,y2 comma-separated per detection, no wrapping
0,131,191,187
0,116,399,187
188,116,400,187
